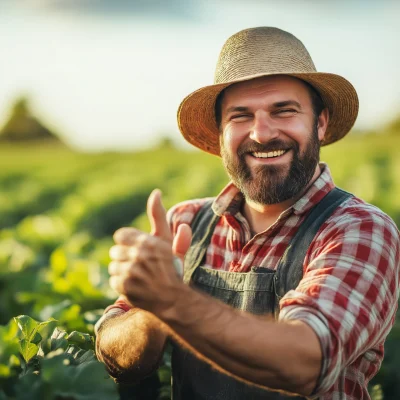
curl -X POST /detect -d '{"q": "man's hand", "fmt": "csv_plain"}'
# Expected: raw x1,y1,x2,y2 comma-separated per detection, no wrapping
108,189,192,315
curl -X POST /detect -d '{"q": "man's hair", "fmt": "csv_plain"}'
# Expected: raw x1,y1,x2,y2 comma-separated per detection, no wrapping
214,79,325,128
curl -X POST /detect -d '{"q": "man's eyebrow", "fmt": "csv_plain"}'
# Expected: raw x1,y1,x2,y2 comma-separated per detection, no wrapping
225,106,250,114
225,101,302,114
272,100,302,109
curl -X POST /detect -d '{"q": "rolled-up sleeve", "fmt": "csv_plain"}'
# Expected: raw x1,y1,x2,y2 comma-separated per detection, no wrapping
94,296,132,334
279,208,400,397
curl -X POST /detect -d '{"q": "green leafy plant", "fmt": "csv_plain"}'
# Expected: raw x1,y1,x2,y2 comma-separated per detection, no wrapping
0,315,118,400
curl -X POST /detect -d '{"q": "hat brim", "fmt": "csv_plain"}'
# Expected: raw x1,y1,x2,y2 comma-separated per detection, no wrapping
177,72,359,156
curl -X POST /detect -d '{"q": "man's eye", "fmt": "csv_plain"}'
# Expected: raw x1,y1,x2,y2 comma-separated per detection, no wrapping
231,114,249,121
276,109,297,115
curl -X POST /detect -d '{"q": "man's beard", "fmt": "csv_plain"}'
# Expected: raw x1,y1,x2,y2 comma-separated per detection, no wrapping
220,122,321,205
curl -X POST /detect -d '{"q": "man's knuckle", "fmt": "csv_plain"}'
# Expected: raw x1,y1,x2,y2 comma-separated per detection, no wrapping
127,246,138,260
108,261,118,275
126,261,136,277
109,245,121,260
109,276,121,293
146,239,157,251
130,248,144,265
114,227,139,244
113,228,128,242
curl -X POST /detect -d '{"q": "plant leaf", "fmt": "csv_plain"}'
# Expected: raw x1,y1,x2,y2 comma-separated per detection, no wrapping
67,331,94,350
37,318,57,334
14,370,52,400
73,349,96,365
50,328,68,352
36,354,118,399
30,331,42,345
19,339,38,363
14,315,39,340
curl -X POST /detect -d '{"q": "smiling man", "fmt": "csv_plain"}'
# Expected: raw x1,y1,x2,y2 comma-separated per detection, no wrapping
218,76,327,230
96,27,400,399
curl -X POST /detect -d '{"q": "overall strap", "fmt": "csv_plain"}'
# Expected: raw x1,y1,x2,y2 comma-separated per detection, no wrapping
273,187,353,316
183,199,219,283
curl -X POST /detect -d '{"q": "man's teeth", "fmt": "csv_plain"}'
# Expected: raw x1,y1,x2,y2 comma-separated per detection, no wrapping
252,150,286,158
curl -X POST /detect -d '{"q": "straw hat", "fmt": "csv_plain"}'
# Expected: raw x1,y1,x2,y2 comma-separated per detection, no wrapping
177,27,359,156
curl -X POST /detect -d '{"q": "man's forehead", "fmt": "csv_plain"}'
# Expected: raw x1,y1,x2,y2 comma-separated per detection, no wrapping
223,75,310,101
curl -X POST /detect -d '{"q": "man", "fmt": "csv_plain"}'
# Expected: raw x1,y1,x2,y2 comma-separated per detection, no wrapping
96,27,400,399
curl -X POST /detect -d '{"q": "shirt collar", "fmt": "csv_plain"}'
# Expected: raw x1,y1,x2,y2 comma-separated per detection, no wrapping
212,163,335,217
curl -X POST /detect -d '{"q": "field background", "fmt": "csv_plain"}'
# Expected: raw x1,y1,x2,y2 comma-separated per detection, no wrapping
0,130,399,399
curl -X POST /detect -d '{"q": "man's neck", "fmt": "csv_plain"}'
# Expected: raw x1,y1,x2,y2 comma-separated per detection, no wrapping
242,165,322,235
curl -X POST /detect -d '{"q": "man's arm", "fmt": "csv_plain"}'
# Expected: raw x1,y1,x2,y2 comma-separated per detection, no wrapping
106,268,321,395
104,273,321,395
161,284,322,396
279,208,400,396
95,307,168,383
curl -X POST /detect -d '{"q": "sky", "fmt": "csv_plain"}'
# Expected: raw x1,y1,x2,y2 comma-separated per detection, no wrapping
0,0,399,151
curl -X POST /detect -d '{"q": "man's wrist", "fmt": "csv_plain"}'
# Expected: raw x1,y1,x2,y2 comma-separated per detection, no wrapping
156,282,195,326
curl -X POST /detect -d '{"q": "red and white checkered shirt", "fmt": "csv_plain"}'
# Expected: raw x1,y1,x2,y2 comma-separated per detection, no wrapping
104,163,400,399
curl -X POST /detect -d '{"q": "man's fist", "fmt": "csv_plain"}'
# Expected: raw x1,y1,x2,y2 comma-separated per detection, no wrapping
108,189,192,316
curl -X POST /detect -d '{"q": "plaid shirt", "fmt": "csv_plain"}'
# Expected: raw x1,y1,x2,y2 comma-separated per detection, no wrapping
103,163,400,399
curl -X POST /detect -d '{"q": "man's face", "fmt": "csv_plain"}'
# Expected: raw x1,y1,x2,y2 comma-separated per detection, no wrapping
219,75,327,205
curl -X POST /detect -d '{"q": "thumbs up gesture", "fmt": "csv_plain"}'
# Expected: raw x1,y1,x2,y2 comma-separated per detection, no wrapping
108,189,192,316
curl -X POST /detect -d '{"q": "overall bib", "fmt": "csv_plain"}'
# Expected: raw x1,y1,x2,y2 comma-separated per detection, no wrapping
171,188,352,400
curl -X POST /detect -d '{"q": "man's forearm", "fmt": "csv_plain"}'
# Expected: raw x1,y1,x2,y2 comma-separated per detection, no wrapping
158,284,322,396
96,308,168,382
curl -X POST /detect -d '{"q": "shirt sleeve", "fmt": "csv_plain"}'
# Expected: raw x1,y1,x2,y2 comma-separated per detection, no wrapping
167,198,210,234
279,204,400,397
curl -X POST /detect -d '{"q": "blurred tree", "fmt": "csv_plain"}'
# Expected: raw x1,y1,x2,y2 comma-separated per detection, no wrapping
385,113,400,135
0,97,65,145
155,136,176,150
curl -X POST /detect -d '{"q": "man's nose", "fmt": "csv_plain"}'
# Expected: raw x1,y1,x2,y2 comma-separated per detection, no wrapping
249,111,279,143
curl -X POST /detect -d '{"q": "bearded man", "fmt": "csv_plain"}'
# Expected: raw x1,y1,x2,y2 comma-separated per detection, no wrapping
95,27,400,399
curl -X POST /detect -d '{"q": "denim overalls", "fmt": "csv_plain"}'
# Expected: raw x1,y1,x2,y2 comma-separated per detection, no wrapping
171,188,352,400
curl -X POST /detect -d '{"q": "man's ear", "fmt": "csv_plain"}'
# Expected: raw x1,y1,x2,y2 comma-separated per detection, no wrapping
317,108,329,142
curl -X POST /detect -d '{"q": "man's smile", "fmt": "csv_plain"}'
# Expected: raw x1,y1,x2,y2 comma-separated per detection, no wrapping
251,149,288,159
245,148,292,165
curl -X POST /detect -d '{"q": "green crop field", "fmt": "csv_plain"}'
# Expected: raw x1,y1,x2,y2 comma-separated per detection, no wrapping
0,132,399,399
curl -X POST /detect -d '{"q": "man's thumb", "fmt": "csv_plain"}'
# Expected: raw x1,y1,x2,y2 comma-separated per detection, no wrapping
172,223,192,260
147,189,171,240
